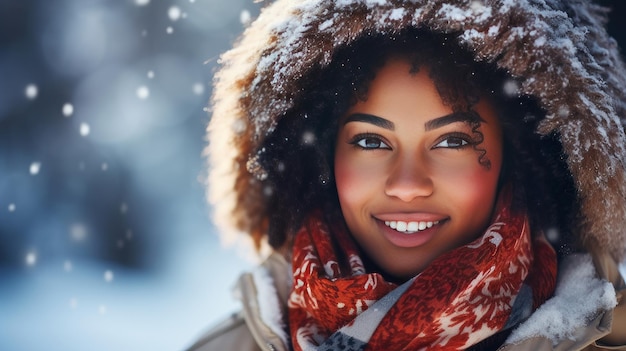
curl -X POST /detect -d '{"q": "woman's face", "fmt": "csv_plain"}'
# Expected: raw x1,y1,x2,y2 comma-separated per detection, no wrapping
334,58,503,280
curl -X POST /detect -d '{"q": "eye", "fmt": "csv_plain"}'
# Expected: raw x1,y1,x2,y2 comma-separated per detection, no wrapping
350,133,391,150
433,134,470,149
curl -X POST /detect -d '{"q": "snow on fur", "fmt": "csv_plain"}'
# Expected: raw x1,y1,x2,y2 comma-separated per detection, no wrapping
506,254,617,345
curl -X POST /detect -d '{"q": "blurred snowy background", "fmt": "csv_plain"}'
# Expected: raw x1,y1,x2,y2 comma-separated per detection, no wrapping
0,1,624,351
0,0,262,350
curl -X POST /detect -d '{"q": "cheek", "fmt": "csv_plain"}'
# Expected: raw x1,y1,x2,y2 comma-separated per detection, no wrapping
334,149,380,213
450,156,502,216
455,169,500,207
334,152,361,208
433,152,502,209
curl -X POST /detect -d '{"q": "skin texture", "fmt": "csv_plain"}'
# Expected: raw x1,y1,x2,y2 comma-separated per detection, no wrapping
334,57,503,281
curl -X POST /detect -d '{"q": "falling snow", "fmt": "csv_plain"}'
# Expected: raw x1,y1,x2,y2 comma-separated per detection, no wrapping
25,252,37,266
79,122,90,136
62,103,74,117
168,6,182,21
503,79,520,97
1,1,286,350
193,83,205,95
29,162,41,175
136,85,150,99
104,270,114,283
301,131,315,145
70,223,87,241
546,227,559,243
64,260,73,272
25,84,38,99
240,10,252,25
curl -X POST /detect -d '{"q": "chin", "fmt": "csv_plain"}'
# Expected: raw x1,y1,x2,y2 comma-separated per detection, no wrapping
380,262,427,283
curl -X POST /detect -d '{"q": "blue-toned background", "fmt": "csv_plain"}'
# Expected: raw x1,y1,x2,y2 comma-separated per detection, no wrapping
0,1,262,350
1,1,625,350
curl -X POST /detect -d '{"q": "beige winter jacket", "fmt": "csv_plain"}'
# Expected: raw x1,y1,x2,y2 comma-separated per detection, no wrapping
186,252,626,351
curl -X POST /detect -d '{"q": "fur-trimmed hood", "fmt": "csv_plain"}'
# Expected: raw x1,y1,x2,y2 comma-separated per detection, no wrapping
206,0,626,261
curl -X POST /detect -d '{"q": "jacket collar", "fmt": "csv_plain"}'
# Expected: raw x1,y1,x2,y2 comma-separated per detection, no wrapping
236,252,291,351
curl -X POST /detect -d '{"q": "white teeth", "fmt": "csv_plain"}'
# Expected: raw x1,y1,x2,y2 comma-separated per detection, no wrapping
383,220,439,234
407,222,418,232
396,221,407,231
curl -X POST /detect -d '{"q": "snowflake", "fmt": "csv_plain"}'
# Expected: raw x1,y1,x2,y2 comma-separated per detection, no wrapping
240,10,252,25
192,83,205,95
546,227,559,242
29,162,41,175
25,84,38,100
136,85,150,99
168,6,181,21
104,270,114,283
503,79,520,97
70,223,87,241
25,251,37,266
64,260,73,272
302,131,316,145
62,103,74,117
79,122,90,137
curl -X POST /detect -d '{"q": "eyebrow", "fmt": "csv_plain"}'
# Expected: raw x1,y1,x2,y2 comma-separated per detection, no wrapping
342,111,485,131
424,111,485,131
342,113,395,130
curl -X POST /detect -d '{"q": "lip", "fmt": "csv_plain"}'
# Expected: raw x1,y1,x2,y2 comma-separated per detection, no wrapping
375,213,446,222
374,214,447,248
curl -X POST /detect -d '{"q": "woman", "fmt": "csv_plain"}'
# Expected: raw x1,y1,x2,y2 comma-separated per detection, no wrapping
189,1,626,350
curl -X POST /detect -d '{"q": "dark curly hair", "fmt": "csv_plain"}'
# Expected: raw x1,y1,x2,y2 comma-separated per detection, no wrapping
254,29,579,258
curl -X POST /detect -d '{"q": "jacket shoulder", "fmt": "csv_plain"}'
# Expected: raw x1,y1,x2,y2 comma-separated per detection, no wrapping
184,311,262,351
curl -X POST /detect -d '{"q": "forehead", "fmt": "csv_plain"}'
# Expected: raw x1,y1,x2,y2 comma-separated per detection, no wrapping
343,57,501,128
343,59,449,122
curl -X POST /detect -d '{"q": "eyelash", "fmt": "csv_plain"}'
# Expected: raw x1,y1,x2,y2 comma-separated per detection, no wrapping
432,132,474,150
348,133,390,150
348,132,474,150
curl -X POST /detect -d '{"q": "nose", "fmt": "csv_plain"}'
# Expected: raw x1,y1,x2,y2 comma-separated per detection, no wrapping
384,155,433,202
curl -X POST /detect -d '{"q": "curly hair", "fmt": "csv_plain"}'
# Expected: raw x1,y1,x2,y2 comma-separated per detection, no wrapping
254,29,579,258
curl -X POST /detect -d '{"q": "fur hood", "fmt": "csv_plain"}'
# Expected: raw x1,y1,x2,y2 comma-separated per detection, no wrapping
206,0,626,261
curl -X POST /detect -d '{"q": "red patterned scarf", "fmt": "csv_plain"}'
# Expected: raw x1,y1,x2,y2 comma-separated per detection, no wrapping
288,190,557,351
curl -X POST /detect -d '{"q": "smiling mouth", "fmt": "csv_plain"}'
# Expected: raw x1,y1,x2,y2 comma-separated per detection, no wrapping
383,220,440,234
